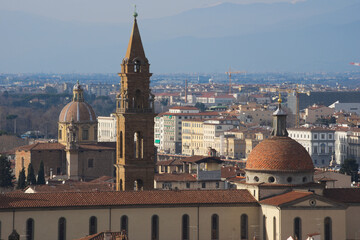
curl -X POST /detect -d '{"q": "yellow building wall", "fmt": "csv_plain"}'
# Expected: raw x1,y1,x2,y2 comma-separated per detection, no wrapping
346,206,360,240
280,208,346,240
0,205,259,240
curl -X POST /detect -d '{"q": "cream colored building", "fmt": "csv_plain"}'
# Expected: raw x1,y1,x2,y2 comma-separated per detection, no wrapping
182,119,205,156
97,114,117,142
303,104,334,124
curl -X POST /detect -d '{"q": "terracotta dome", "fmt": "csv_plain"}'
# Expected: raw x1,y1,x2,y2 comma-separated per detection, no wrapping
59,101,96,123
246,136,314,172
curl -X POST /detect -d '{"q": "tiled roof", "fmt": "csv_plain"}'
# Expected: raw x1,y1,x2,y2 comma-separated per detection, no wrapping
16,143,65,151
0,189,257,209
260,191,313,206
169,106,199,110
221,166,245,179
79,142,116,150
156,159,176,166
154,173,197,182
16,142,115,151
24,181,113,193
182,155,222,164
246,137,314,172
89,176,114,183
323,188,360,203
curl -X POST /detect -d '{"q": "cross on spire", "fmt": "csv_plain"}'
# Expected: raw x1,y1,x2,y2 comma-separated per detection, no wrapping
133,5,138,18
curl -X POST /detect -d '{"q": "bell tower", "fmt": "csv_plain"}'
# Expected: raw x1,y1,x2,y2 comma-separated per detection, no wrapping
115,12,155,191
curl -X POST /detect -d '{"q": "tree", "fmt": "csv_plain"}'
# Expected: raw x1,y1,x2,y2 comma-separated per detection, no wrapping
0,155,14,188
37,161,45,185
17,168,26,189
340,158,359,182
195,102,206,112
26,163,37,185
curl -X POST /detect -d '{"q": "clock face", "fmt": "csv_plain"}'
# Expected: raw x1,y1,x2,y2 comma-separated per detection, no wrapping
309,199,317,207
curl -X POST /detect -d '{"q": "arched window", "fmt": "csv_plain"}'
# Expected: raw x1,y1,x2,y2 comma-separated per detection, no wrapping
134,60,141,73
263,215,267,240
58,217,66,240
211,214,219,240
134,132,141,158
134,179,143,191
26,218,34,240
89,216,97,235
273,217,276,240
324,217,332,240
182,214,189,240
0,220,2,240
294,217,301,240
121,215,128,236
240,214,248,240
151,215,159,240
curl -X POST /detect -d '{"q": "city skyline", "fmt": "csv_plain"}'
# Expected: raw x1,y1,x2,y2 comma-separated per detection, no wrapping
1,0,359,73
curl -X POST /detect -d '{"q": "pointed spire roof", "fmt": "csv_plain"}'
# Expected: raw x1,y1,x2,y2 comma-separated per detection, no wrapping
125,17,146,60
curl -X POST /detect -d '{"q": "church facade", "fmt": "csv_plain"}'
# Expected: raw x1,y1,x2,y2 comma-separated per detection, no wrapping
14,81,115,181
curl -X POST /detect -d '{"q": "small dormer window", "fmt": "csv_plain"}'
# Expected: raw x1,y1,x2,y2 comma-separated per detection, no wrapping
134,60,141,73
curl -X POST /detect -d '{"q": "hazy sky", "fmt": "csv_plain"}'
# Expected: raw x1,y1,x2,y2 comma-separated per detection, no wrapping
0,0,303,23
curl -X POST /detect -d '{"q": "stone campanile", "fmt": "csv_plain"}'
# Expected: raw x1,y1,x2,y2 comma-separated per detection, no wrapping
115,13,155,191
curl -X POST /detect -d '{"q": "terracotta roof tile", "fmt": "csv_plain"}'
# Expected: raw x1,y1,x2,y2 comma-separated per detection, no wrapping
182,155,222,164
17,143,65,151
221,166,245,179
156,159,176,166
154,173,197,182
24,182,113,193
0,190,257,209
79,142,116,150
246,137,314,172
260,191,313,206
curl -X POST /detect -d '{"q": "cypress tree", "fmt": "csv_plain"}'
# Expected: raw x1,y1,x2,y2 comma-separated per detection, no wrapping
0,155,14,188
26,163,37,185
17,168,26,189
37,161,45,185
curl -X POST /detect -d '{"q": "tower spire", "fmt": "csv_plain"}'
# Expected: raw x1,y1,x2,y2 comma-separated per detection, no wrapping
125,11,146,60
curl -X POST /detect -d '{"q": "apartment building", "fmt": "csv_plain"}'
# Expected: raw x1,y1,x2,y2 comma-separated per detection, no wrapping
155,107,219,154
288,127,335,167
97,114,117,142
237,102,273,125
303,104,334,124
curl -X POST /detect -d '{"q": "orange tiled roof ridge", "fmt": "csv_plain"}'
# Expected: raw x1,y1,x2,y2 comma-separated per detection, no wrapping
260,191,313,206
0,189,258,209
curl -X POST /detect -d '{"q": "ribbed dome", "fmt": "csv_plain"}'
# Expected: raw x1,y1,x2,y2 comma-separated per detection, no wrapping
59,101,96,123
246,136,314,172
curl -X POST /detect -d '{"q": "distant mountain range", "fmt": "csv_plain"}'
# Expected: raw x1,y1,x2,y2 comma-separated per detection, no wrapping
1,0,360,73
